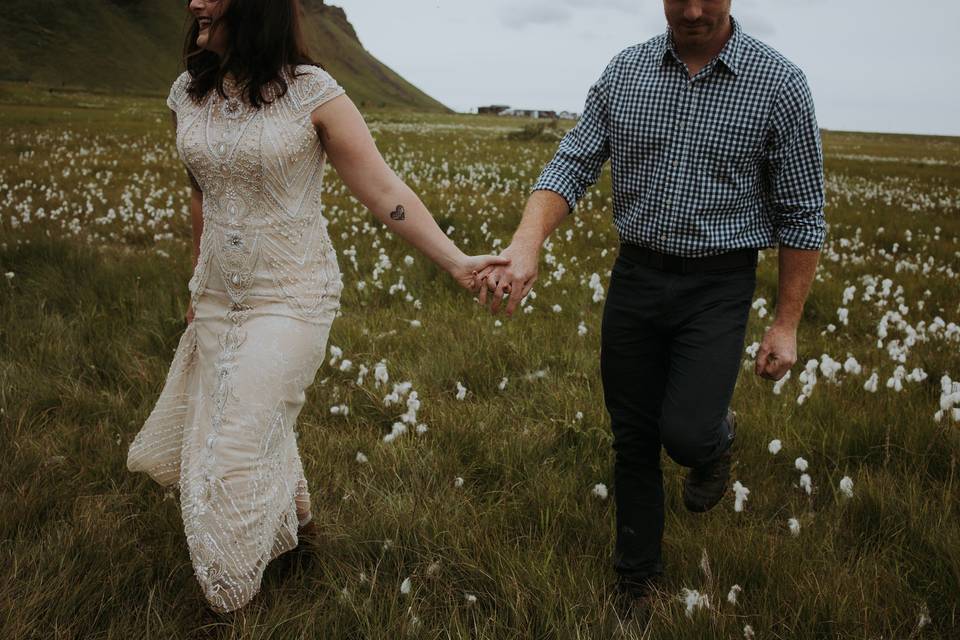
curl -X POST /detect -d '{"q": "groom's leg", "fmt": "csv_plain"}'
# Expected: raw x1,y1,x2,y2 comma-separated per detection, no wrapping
601,256,670,585
658,266,757,469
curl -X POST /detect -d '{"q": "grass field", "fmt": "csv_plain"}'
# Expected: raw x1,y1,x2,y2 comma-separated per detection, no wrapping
1,85,959,639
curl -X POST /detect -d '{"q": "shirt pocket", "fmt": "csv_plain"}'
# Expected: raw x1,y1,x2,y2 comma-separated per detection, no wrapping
697,120,764,204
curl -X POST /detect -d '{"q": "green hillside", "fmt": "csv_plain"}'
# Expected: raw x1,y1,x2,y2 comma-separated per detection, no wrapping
0,0,448,112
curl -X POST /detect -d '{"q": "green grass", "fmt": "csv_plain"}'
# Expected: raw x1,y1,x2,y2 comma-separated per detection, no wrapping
0,89,959,639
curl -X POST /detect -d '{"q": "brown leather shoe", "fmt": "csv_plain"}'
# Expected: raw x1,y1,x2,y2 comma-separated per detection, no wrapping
683,409,736,513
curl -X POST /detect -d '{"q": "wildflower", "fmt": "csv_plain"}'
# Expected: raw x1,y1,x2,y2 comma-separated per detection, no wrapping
339,359,353,372
400,577,412,595
799,473,812,495
795,457,809,472
328,345,343,366
768,439,782,455
727,584,742,605
788,517,801,536
592,483,608,500
863,372,879,393
404,255,414,266
772,370,791,395
374,361,389,387
839,476,854,498
732,481,750,512
455,382,467,400
330,404,349,416
356,451,368,464
416,423,429,434
680,589,710,618
383,422,407,443
552,304,562,313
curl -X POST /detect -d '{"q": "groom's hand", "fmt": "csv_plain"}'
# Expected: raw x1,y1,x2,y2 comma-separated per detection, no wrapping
478,240,539,316
755,322,798,381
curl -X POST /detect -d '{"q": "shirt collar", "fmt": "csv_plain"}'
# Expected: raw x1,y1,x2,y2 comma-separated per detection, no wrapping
661,15,742,77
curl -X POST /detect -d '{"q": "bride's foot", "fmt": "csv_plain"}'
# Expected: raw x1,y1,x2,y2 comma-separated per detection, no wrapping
297,510,318,540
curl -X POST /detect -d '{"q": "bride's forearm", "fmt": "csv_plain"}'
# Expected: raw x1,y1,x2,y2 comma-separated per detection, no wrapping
366,181,466,274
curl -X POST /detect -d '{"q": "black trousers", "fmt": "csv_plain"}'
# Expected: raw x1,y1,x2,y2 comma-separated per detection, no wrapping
600,246,757,582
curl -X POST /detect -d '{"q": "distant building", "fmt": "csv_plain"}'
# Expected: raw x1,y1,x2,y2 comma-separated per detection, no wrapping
478,105,510,115
497,108,559,120
558,111,579,120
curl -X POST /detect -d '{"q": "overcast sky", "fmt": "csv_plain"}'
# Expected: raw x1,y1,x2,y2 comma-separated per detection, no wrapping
332,0,958,136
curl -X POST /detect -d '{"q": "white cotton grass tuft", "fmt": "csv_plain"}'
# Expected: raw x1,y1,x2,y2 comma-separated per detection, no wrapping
680,588,711,618
732,481,750,512
768,439,782,455
4,272,13,281
799,473,813,495
727,584,742,605
355,451,368,464
788,517,801,536
592,483,608,500
374,361,389,387
744,624,756,640
455,381,467,401
464,593,477,605
400,577,412,595
454,477,464,488
839,476,854,498
795,457,809,472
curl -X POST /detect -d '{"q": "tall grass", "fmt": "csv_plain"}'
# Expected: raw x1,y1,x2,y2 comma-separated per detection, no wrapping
1,86,958,639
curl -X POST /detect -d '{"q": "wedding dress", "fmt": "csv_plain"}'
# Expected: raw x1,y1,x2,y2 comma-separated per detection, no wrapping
127,65,344,612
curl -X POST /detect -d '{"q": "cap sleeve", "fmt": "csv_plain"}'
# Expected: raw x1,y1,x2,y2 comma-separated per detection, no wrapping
167,72,191,113
294,65,345,116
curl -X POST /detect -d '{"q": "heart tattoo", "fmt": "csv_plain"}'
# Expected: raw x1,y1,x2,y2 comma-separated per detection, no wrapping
389,205,406,221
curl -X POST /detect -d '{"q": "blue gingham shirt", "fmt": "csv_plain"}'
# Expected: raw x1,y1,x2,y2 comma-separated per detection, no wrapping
533,17,826,257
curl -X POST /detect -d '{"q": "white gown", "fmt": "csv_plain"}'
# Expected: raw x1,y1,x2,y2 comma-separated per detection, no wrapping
127,65,344,612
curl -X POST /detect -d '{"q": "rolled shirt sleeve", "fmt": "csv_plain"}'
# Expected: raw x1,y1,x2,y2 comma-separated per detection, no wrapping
765,70,827,250
532,61,613,212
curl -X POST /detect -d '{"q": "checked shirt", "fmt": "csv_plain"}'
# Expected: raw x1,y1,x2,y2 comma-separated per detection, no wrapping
533,17,826,257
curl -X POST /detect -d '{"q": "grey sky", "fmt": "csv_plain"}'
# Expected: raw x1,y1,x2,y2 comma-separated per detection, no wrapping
332,0,958,136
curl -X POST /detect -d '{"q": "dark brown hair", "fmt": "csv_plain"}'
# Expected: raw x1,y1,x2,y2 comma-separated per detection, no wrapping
183,0,317,108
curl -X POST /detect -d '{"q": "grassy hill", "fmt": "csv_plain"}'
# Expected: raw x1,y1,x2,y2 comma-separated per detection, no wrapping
0,0,448,112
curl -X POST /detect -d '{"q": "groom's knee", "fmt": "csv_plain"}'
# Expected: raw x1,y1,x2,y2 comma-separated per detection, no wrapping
660,419,717,469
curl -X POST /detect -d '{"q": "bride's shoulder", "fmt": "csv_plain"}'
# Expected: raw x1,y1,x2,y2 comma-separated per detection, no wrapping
289,65,345,113
167,71,193,112
292,64,339,89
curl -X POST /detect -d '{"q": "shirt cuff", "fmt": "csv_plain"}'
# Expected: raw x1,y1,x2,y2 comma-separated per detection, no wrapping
775,220,826,250
532,171,583,212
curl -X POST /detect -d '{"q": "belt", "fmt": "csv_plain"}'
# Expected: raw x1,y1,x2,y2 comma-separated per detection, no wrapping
619,244,758,274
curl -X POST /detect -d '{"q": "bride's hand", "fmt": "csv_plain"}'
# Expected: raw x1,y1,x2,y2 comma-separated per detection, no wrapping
449,254,511,293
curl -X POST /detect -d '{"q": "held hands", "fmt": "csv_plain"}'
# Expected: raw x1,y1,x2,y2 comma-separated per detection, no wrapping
476,240,540,316
755,322,798,381
449,254,512,292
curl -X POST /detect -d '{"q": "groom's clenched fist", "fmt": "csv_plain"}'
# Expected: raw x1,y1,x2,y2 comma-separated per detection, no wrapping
477,239,540,316
754,322,798,381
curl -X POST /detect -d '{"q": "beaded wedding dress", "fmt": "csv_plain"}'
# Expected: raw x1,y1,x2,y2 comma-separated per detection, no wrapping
127,65,344,612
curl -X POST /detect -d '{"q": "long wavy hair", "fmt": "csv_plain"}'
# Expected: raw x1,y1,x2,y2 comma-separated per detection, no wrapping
183,0,317,108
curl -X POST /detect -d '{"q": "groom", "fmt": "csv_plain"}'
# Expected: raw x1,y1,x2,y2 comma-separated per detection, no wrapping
479,0,825,601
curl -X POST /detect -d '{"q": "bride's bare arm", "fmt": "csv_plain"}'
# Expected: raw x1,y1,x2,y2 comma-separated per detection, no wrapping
310,96,507,289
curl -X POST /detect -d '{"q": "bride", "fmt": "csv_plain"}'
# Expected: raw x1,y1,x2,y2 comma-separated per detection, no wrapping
127,0,506,612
